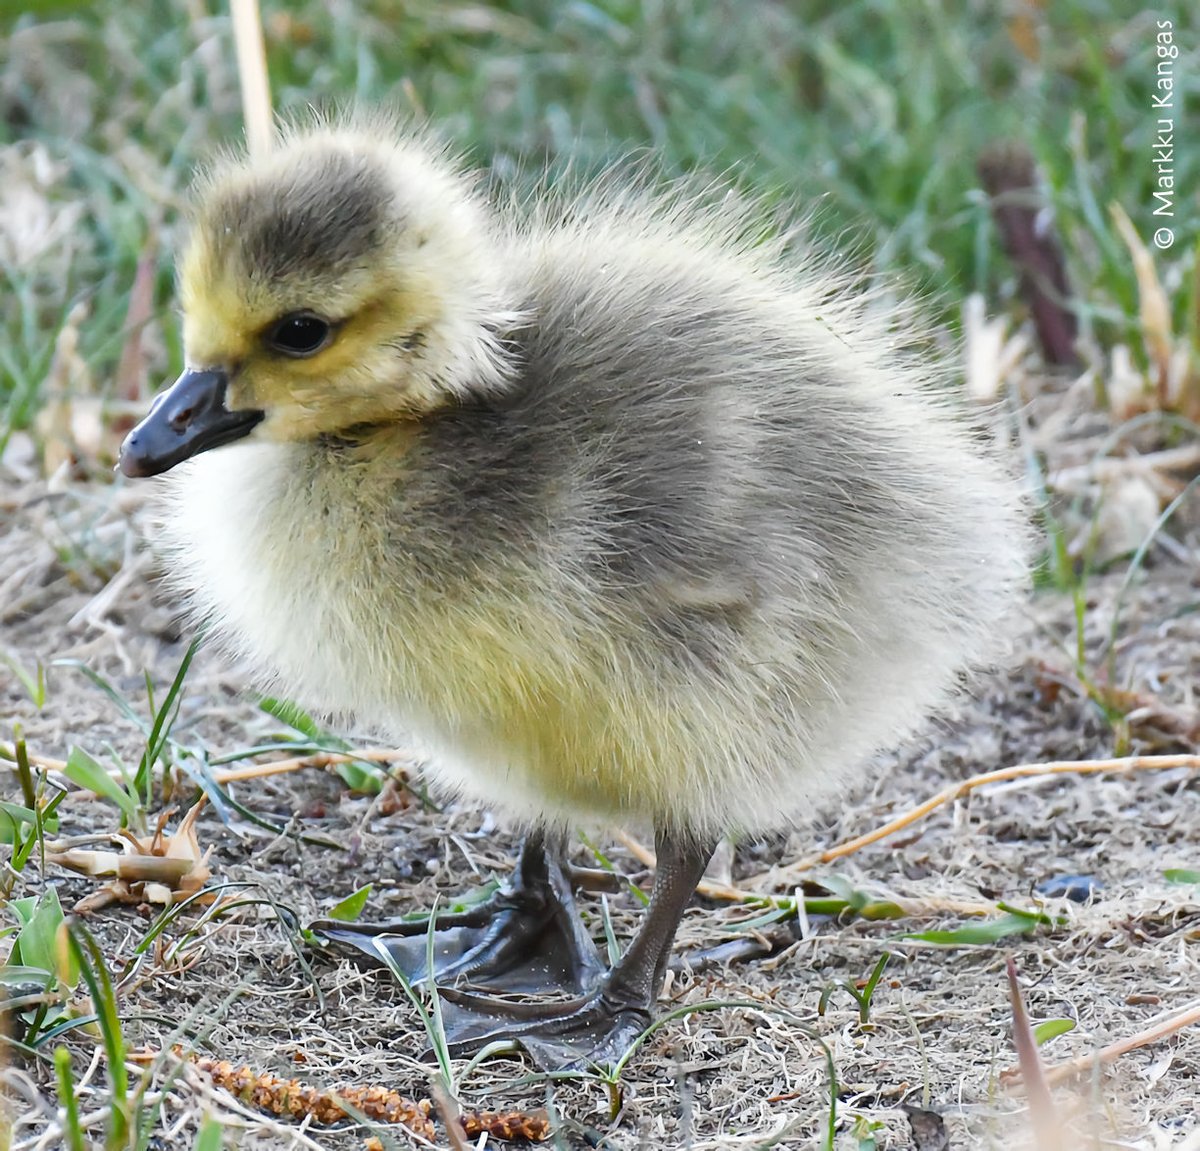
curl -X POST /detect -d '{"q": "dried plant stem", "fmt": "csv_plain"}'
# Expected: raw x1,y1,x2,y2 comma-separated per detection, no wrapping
211,749,410,784
0,743,410,787
977,141,1078,366
230,0,273,160
616,754,1200,902
429,1080,470,1151
131,1050,551,1142
1040,1001,1200,1088
1048,443,1200,493
609,829,743,901
611,829,1006,916
745,754,1200,889
11,740,1199,906
1005,957,1061,1145
1,745,67,774
1110,202,1176,401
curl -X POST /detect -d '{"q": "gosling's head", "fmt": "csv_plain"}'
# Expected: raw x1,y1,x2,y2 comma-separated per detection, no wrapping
120,123,516,477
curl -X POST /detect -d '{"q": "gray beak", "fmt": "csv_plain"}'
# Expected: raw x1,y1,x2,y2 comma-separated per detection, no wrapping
118,369,264,478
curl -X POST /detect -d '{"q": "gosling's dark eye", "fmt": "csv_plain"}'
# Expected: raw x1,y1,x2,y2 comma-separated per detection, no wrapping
266,312,333,358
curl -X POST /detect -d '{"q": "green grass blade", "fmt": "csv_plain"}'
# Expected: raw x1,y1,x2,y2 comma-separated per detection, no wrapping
903,912,1043,947
1165,869,1200,885
66,921,129,1148
194,1113,225,1151
259,697,342,745
54,1046,86,1151
326,883,373,923
135,635,202,805
1033,1018,1076,1046
0,650,45,709
62,748,137,825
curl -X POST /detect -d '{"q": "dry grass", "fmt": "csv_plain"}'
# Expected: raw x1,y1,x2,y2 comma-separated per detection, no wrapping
3,442,1199,1147
4,3,1200,1148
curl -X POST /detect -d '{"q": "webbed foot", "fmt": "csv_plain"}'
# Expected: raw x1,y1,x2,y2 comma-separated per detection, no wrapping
315,827,717,1073
310,830,605,995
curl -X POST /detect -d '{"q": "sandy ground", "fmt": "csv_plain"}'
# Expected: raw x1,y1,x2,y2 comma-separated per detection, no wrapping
2,444,1199,1150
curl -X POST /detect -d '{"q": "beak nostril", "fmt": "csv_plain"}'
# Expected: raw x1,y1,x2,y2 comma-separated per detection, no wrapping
120,366,259,477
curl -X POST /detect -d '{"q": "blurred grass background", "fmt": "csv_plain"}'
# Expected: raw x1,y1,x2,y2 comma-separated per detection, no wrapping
1,0,1197,447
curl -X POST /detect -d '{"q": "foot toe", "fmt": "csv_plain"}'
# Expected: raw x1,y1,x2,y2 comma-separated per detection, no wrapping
436,989,652,1071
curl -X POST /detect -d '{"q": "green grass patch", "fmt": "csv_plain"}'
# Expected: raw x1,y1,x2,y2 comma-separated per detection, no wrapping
2,1,1196,437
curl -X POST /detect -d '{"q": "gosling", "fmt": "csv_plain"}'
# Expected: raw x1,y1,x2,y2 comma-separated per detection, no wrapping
119,119,1028,1069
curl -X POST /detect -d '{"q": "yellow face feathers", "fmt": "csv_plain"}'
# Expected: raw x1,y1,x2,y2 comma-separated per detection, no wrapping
175,127,519,441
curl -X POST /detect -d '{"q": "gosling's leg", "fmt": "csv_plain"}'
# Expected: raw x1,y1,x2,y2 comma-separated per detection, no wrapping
438,829,716,1070
311,828,606,994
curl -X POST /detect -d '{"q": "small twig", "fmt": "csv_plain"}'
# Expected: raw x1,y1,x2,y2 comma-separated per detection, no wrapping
211,748,410,784
1036,1001,1200,1088
1111,202,1177,405
0,742,411,787
1,744,67,774
610,829,743,901
114,246,159,405
745,754,1200,890
615,755,1200,898
1048,443,1200,493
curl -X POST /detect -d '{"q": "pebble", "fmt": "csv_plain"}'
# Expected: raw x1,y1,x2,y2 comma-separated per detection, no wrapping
1036,874,1102,902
